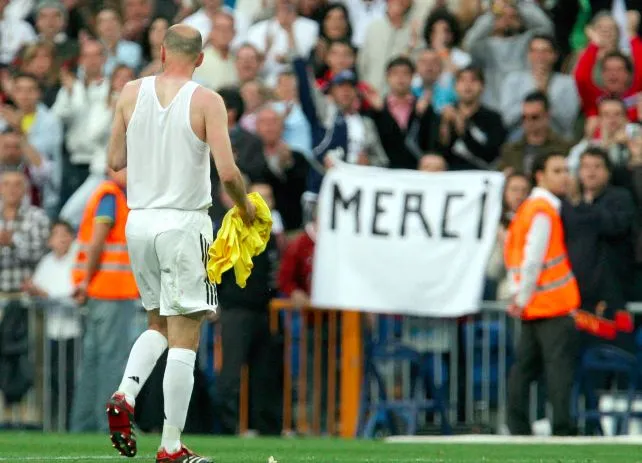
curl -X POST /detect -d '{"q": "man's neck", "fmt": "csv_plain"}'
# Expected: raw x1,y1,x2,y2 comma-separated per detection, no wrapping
103,38,119,52
21,105,36,115
161,63,195,79
264,141,278,153
526,129,548,145
387,12,404,28
85,74,102,86
53,249,68,259
459,100,480,114
390,91,411,100
3,205,19,220
213,43,230,59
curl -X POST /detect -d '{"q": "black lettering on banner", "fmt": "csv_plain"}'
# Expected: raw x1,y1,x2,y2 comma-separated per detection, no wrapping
400,193,432,237
477,180,489,240
441,193,464,239
371,190,393,236
331,183,361,233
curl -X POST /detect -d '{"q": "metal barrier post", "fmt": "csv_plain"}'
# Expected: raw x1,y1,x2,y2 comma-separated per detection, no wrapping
339,311,361,438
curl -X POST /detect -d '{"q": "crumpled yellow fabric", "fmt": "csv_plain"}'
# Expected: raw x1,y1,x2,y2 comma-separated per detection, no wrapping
207,192,273,288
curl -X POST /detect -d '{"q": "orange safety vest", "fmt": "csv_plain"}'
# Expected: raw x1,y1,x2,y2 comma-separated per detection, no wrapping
72,181,139,300
504,195,580,320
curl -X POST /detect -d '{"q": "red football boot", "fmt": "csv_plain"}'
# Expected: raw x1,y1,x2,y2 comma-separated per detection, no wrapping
156,445,213,463
106,392,137,457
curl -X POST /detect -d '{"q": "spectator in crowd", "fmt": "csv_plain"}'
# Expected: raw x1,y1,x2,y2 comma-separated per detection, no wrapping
315,39,375,112
53,39,108,204
357,0,421,93
418,152,447,172
183,0,249,48
34,0,79,67
239,79,272,132
0,0,37,66
256,105,309,231
0,169,50,294
235,43,264,86
564,147,636,318
439,66,506,170
1,72,63,218
210,87,265,220
215,182,281,436
486,172,531,301
279,197,316,308
235,0,276,25
363,56,438,170
139,17,169,77
309,3,352,77
247,0,319,87
343,0,386,48
193,10,238,90
462,0,553,110
298,0,327,22
17,41,61,108
500,91,573,175
272,71,312,157
501,34,579,140
567,97,636,179
290,23,388,193
70,168,139,432
58,64,134,229
121,0,154,43
0,128,49,205
95,8,142,76
575,14,642,128
23,219,80,429
423,8,471,74
411,48,457,114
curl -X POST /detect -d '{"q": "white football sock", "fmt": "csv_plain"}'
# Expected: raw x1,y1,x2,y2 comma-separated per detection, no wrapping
161,348,196,453
118,329,168,406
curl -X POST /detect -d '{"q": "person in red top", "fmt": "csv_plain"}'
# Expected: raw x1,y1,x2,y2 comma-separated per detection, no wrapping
574,22,642,130
315,39,374,112
278,220,316,307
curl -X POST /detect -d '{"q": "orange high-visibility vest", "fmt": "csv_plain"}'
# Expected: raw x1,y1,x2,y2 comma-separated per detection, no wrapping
72,181,138,300
504,195,580,320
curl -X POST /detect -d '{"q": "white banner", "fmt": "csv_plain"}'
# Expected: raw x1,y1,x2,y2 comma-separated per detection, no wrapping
311,164,505,317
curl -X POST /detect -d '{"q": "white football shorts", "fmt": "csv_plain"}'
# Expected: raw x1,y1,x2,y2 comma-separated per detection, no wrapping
125,208,217,316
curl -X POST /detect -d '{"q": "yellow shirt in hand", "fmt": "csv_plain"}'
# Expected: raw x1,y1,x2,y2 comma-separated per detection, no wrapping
207,192,273,288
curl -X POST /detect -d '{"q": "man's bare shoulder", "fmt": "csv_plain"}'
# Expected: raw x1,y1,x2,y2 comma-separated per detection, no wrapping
192,85,225,112
120,79,144,103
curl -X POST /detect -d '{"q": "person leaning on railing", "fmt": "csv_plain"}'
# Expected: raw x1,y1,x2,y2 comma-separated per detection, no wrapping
504,151,581,436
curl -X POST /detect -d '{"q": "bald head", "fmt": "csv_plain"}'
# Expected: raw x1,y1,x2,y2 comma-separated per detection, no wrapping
162,24,203,61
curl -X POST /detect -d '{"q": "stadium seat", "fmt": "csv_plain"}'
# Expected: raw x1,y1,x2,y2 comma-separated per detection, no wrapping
357,338,452,438
571,345,639,435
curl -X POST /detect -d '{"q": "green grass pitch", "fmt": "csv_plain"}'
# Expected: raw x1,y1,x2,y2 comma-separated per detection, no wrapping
0,432,641,462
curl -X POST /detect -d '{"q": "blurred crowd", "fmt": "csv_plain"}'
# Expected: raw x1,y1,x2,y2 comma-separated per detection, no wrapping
2,0,642,434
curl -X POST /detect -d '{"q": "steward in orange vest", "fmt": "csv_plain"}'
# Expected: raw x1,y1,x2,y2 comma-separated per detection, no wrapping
72,173,138,301
504,152,579,437
69,169,140,432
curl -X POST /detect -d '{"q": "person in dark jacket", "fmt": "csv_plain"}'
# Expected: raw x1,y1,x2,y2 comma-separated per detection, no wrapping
439,66,506,170
363,56,441,170
563,146,637,317
214,183,281,435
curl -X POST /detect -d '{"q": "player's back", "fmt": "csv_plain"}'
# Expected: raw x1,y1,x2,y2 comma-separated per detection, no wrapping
126,76,211,211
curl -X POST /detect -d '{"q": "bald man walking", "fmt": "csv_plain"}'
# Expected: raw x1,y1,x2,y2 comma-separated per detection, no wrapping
104,25,255,463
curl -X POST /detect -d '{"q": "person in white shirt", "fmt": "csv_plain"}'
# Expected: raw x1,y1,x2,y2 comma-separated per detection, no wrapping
0,0,37,65
53,40,109,198
182,0,249,48
192,9,239,90
95,8,142,76
58,64,135,229
105,24,255,462
23,219,80,430
247,0,319,87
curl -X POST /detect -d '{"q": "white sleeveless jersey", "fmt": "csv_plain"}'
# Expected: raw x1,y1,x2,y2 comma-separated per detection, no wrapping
125,76,211,210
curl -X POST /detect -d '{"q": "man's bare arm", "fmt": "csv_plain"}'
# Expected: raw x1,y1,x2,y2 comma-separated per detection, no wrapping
203,89,252,217
107,86,131,172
